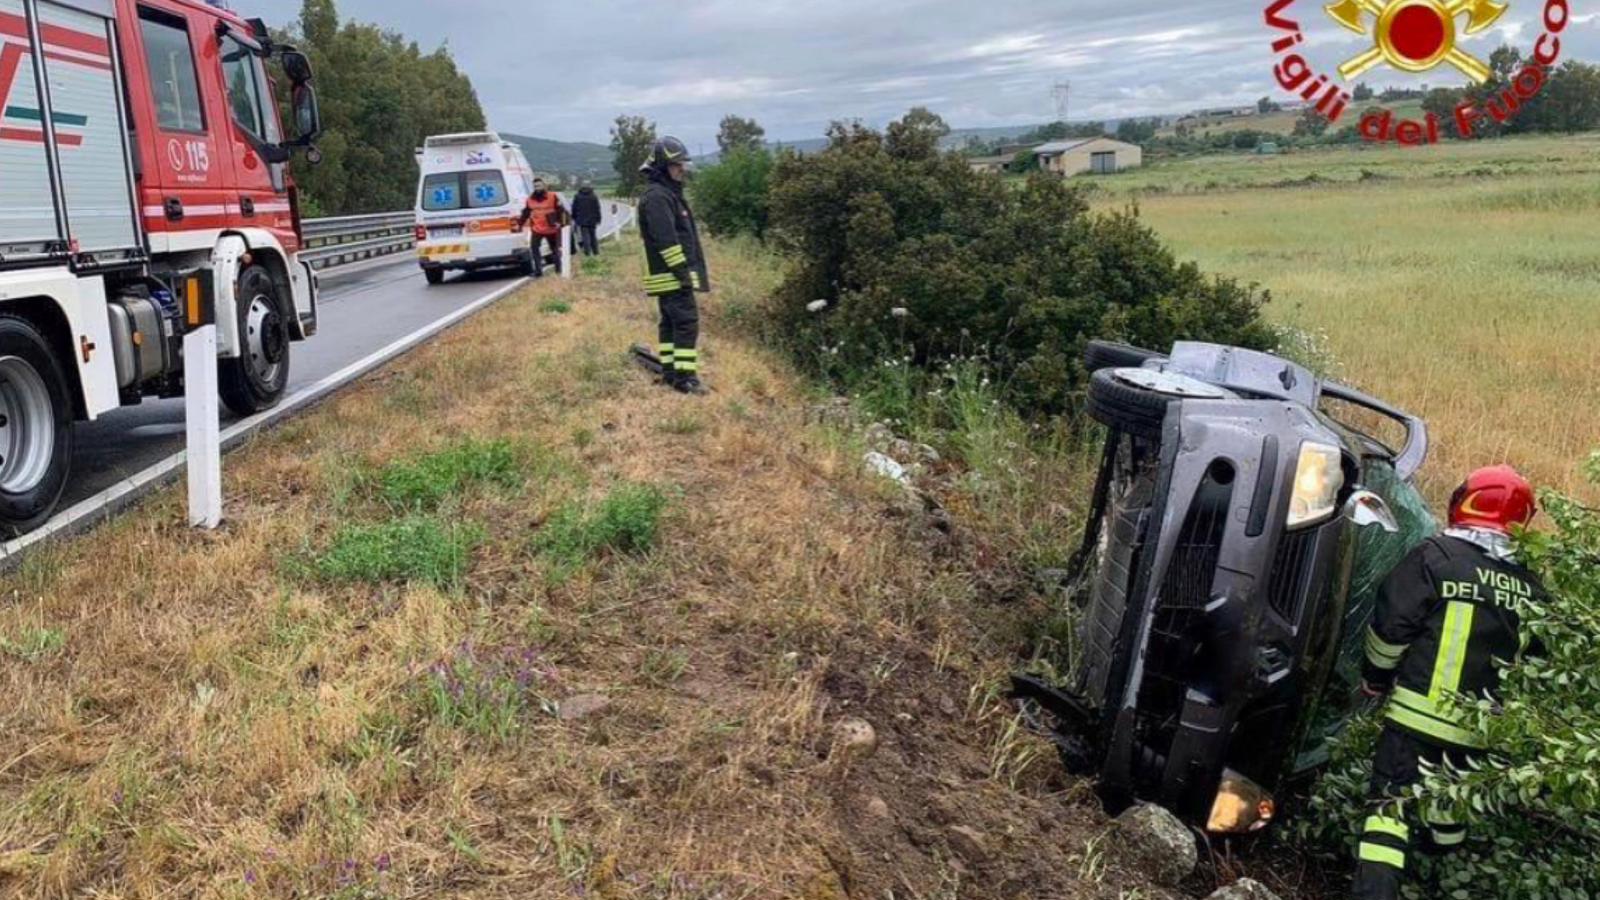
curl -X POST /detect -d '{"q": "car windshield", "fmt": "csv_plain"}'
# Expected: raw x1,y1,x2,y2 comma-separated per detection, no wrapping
1289,460,1437,772
421,171,509,211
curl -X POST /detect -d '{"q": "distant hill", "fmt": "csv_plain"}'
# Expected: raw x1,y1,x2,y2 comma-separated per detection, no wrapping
501,133,614,181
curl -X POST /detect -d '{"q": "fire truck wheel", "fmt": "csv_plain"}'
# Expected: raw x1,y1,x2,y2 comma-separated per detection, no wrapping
1083,340,1164,373
0,315,74,536
220,265,292,416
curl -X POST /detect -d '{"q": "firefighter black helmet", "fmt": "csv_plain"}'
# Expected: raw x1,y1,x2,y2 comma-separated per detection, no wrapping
642,136,692,172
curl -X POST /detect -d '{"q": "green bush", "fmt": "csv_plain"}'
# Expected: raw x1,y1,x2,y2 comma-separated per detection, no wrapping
534,483,670,578
691,148,776,240
763,112,1275,419
313,517,482,588
374,439,521,510
1297,453,1600,898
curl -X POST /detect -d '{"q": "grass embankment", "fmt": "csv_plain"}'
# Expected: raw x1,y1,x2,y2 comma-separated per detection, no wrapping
0,241,1162,898
1113,134,1600,501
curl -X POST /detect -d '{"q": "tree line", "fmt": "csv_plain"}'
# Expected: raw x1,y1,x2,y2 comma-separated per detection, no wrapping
275,0,487,216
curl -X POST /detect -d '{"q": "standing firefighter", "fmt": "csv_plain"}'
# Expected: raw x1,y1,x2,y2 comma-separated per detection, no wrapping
1352,465,1547,900
638,137,710,395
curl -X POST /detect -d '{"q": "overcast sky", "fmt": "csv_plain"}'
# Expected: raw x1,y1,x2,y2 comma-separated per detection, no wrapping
247,0,1600,149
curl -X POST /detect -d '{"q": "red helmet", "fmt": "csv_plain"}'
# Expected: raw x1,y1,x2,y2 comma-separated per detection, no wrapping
1448,465,1536,532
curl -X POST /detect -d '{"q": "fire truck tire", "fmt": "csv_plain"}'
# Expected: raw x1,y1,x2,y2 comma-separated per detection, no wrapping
0,315,74,536
1083,340,1164,373
220,265,291,417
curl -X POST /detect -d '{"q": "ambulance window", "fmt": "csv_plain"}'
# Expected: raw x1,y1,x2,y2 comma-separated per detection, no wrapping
465,172,509,208
138,8,206,133
422,173,463,211
220,35,266,139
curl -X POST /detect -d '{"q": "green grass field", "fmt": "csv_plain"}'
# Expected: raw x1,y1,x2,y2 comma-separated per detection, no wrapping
1106,134,1600,501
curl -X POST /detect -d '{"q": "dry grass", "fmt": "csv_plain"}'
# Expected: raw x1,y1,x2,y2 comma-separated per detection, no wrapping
1120,134,1600,503
0,238,1161,899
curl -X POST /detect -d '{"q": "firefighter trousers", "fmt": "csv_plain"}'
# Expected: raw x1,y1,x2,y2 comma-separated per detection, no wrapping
656,288,700,378
1352,725,1477,900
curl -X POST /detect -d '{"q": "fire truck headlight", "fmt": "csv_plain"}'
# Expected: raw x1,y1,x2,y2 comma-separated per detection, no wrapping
1287,442,1344,529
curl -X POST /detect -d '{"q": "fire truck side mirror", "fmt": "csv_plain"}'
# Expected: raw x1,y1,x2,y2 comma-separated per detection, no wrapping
290,83,323,149
282,50,313,85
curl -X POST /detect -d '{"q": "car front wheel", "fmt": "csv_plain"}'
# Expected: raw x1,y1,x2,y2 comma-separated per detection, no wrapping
1086,367,1230,440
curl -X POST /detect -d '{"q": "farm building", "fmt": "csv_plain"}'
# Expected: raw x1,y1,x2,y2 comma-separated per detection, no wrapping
1034,138,1143,176
967,154,1015,174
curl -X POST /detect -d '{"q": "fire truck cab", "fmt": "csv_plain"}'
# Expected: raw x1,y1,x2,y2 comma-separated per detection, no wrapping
0,0,321,534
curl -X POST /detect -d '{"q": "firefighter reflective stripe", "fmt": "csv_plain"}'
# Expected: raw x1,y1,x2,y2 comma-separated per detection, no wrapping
1425,801,1467,847
1358,842,1406,870
1431,826,1467,847
644,273,681,294
674,348,698,373
661,244,688,268
1386,686,1488,748
691,271,703,290
1430,601,1476,700
1366,626,1408,670
1364,815,1409,841
659,343,675,366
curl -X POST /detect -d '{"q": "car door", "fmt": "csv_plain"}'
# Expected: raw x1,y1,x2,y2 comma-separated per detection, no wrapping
117,0,236,247
215,26,294,251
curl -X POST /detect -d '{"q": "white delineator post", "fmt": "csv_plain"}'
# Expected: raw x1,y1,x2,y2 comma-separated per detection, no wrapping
182,274,222,528
561,224,574,279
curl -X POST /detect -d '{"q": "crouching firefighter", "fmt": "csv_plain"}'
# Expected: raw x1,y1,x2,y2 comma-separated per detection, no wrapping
638,136,711,395
1352,465,1547,900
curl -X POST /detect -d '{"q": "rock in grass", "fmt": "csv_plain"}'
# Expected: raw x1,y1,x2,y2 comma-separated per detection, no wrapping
831,718,878,761
1112,803,1197,886
947,825,989,864
558,694,612,721
1207,878,1282,900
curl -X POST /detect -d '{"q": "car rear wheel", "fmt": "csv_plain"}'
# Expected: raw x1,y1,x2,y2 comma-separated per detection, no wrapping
0,316,73,536
1083,340,1165,373
220,265,291,417
1087,367,1229,440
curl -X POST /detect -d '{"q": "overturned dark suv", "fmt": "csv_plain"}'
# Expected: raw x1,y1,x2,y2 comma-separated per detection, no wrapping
1016,340,1435,833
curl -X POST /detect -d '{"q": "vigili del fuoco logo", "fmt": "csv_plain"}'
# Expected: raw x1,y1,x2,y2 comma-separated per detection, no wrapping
1265,0,1578,145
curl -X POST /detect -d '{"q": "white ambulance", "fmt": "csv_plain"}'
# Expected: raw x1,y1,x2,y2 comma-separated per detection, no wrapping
413,132,535,284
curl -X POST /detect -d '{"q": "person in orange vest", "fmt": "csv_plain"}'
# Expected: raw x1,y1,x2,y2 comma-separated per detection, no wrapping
517,178,569,277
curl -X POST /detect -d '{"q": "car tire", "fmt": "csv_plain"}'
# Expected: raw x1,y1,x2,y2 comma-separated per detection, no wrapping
424,267,444,285
0,315,74,536
1083,340,1165,373
219,265,291,417
1086,368,1179,439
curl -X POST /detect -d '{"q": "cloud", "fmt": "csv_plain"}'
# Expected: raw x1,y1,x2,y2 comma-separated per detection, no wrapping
244,0,1600,147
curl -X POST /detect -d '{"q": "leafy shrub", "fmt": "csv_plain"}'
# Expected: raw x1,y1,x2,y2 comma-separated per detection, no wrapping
691,148,776,240
763,111,1276,419
1297,453,1600,898
534,484,670,577
312,517,482,588
374,439,521,510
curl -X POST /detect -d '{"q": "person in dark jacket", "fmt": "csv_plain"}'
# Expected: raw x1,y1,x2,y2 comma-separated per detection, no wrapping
572,181,603,257
637,136,710,395
1352,465,1547,900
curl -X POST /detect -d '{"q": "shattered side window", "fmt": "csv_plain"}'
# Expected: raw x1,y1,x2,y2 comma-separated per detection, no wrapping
1292,461,1437,771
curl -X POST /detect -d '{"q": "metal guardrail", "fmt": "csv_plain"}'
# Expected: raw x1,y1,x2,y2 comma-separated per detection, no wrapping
299,202,635,274
299,211,417,272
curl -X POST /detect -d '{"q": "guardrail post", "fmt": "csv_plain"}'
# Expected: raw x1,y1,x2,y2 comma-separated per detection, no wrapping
181,271,222,529
561,225,573,279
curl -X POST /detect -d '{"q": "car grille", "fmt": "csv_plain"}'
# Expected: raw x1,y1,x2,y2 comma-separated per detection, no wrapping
1267,526,1319,623
1157,475,1232,612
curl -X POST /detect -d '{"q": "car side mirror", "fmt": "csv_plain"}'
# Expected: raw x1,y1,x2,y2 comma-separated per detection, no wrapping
1345,489,1399,533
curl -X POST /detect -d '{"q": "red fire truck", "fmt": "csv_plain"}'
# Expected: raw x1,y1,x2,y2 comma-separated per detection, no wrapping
0,0,322,534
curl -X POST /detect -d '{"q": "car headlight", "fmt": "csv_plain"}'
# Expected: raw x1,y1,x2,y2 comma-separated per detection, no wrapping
1287,441,1344,529
1207,770,1276,834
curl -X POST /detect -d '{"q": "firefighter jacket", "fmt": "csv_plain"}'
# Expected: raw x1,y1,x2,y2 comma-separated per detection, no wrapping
638,171,709,296
1363,534,1547,749
521,191,567,236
